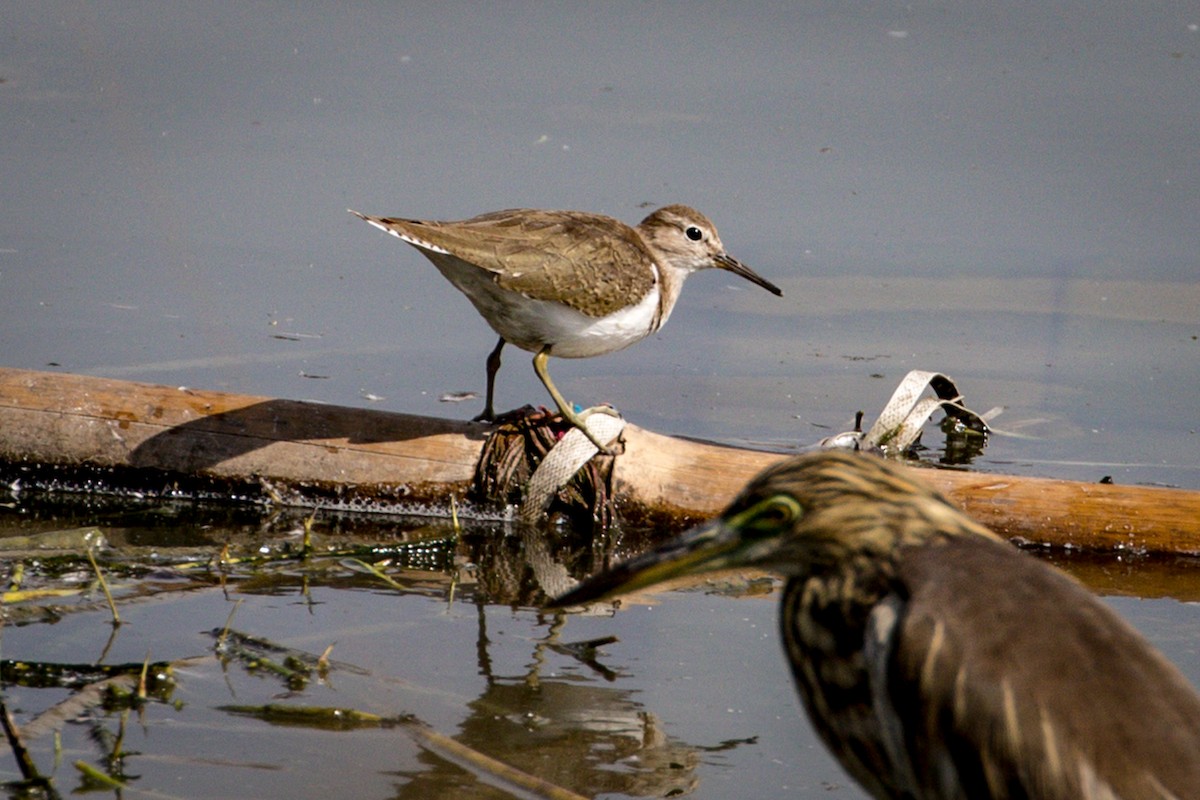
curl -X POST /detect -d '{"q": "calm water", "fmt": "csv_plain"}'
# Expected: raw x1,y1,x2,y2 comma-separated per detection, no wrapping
1,505,1199,800
3,3,1197,486
2,3,1199,798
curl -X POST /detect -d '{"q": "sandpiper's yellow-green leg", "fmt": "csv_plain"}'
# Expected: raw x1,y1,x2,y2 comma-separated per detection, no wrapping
532,346,621,453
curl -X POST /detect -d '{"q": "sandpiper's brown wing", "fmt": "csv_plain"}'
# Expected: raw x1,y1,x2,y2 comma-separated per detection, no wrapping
886,535,1200,797
360,209,659,319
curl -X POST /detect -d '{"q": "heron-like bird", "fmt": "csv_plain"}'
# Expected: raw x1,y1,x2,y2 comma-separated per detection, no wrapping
549,451,1200,799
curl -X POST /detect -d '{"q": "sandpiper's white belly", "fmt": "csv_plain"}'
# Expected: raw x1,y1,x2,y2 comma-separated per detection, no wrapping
505,289,660,357
427,251,661,358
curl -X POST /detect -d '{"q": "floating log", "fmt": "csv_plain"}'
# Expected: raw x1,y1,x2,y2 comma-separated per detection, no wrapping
1,367,1198,554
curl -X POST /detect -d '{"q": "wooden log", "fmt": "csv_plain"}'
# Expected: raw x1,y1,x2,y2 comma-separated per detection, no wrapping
1,367,1198,554
615,426,1200,553
0,367,482,513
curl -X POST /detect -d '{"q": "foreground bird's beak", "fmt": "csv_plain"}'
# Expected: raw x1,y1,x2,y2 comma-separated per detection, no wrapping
546,518,739,608
716,253,783,297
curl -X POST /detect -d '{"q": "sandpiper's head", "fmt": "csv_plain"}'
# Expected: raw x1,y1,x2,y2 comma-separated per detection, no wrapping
638,205,782,296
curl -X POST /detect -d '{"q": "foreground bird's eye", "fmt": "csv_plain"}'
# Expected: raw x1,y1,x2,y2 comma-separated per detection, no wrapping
685,225,703,241
738,495,801,537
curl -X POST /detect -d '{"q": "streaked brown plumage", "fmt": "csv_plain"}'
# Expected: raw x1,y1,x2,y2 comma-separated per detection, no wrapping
351,205,781,452
550,451,1200,799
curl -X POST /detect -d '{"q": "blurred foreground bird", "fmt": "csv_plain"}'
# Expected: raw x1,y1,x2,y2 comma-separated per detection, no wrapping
549,451,1200,799
351,205,781,452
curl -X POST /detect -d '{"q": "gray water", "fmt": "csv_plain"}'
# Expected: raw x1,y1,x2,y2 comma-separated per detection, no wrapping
3,2,1197,485
2,4,1199,798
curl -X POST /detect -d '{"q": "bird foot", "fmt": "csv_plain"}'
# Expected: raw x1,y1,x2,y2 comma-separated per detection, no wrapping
567,405,624,455
576,403,621,422
484,403,623,455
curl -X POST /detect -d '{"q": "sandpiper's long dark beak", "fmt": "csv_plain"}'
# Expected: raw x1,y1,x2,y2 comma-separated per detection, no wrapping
716,253,783,297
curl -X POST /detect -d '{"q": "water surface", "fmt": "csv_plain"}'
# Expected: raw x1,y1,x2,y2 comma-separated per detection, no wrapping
1,4,1198,798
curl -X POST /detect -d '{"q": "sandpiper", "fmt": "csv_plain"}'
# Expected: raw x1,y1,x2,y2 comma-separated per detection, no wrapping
350,204,782,452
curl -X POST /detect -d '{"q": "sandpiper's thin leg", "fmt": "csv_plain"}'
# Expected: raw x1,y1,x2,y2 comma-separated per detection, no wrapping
532,346,619,454
474,337,506,422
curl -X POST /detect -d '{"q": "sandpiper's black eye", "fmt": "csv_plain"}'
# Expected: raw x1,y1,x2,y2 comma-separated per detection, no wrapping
685,226,703,241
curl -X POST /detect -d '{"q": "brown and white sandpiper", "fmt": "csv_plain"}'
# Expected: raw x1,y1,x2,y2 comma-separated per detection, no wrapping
350,204,782,452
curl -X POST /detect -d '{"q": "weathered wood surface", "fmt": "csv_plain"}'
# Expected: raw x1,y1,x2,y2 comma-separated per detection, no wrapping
1,367,1198,553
